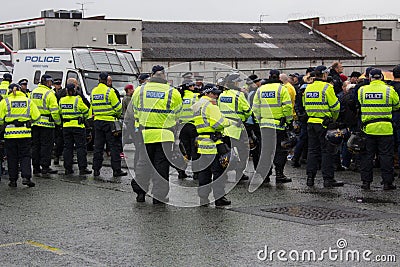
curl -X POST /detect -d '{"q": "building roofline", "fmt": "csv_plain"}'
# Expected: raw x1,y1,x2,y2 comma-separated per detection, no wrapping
0,16,141,26
289,17,399,26
299,22,364,58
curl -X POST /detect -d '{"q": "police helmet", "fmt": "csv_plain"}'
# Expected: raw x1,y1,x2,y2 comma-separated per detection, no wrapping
347,132,366,154
181,79,195,90
325,128,350,145
202,83,222,95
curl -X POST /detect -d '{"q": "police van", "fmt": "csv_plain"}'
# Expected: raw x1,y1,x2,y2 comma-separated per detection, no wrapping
12,46,140,100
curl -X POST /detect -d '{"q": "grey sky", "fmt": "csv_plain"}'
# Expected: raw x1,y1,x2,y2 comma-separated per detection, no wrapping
2,0,399,23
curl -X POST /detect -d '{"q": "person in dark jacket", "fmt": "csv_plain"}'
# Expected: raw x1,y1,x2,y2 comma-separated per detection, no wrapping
329,62,344,95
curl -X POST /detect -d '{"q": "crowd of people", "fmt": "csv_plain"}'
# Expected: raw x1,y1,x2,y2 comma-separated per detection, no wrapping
0,61,399,206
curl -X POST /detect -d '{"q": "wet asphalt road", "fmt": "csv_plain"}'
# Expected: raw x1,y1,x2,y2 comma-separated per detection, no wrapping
0,150,400,266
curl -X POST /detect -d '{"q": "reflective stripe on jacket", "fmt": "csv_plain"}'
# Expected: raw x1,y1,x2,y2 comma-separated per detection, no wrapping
180,90,198,123
253,83,293,130
303,80,340,125
217,89,251,139
132,81,182,144
358,80,400,135
192,96,230,154
90,83,122,122
60,95,89,128
0,91,41,138
30,84,61,128
0,81,10,99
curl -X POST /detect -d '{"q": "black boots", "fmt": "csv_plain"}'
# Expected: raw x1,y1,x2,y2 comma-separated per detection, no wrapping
276,171,292,184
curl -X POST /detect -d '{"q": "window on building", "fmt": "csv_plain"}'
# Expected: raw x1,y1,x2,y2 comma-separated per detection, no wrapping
0,33,13,49
377,29,392,41
107,34,127,45
20,28,36,49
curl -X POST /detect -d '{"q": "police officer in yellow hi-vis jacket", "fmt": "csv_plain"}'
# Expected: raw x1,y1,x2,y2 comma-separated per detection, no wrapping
59,83,91,176
303,65,343,188
253,69,293,184
358,68,400,190
90,72,127,178
218,73,252,182
192,84,232,206
0,83,41,187
0,73,12,99
131,65,182,204
31,74,61,175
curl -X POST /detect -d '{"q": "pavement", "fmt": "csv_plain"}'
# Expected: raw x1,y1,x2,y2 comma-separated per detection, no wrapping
0,150,400,266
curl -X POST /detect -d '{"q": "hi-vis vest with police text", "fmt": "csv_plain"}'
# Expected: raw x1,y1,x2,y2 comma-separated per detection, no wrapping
253,83,293,130
192,96,230,154
90,83,122,122
59,95,89,128
132,81,182,144
0,91,41,138
358,80,400,135
303,80,340,125
30,84,61,128
0,80,10,99
180,90,198,123
217,89,251,139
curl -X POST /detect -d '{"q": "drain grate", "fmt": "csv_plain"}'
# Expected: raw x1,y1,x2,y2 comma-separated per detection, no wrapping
261,205,368,221
229,201,400,225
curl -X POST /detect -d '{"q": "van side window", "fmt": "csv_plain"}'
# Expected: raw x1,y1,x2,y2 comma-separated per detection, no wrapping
33,70,41,84
45,71,63,82
66,71,81,87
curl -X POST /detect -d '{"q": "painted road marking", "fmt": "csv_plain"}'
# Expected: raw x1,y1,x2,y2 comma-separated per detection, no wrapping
0,241,65,255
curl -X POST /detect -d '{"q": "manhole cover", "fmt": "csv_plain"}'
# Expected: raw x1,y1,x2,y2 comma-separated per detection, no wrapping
229,201,400,225
261,205,368,221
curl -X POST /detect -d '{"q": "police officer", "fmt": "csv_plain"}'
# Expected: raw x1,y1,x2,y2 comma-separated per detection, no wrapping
178,79,199,179
358,69,400,190
0,83,41,187
18,79,31,97
303,65,343,188
59,83,91,176
131,65,182,204
53,78,64,165
138,73,150,86
192,83,231,206
218,73,252,181
90,72,127,177
0,73,12,99
31,74,61,175
253,69,293,184
245,75,262,171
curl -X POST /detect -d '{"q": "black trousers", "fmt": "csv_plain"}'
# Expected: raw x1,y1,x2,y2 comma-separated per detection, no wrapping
306,123,336,180
6,138,32,181
179,123,198,160
54,125,64,158
360,134,394,184
245,123,261,170
131,142,171,200
93,121,121,172
256,128,288,176
224,132,249,179
63,127,88,171
32,126,55,170
196,154,227,199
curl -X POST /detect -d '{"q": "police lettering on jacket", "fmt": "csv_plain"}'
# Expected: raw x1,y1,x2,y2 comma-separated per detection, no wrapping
365,93,383,100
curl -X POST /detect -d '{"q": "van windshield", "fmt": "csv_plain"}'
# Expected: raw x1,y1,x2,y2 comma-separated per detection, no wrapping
82,71,138,97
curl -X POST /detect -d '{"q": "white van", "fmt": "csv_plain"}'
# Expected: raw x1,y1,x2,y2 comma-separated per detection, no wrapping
12,46,140,100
